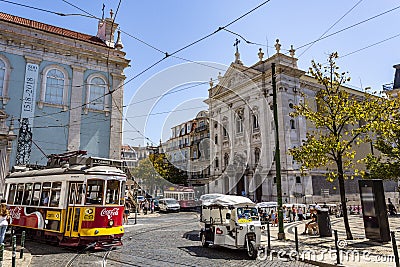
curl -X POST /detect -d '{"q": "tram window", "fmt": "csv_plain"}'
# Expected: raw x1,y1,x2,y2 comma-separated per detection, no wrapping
50,182,62,207
40,182,51,206
15,184,24,205
86,179,104,205
31,183,41,206
120,181,126,205
7,184,16,204
22,183,33,205
106,180,120,205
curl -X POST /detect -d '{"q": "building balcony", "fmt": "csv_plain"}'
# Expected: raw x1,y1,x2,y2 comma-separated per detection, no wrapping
195,125,209,132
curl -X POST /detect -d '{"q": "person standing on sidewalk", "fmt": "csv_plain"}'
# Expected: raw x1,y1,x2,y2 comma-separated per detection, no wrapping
0,199,10,244
123,199,131,225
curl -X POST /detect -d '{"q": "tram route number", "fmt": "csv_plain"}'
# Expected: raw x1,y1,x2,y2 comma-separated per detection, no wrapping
83,208,95,221
46,211,61,221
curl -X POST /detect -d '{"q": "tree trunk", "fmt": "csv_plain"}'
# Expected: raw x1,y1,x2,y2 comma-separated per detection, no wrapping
337,156,353,240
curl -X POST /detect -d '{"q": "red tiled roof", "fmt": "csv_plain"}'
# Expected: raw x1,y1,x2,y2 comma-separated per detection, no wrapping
0,12,107,47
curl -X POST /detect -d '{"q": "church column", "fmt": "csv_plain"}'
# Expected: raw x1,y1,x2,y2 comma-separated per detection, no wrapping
67,65,85,151
109,73,125,160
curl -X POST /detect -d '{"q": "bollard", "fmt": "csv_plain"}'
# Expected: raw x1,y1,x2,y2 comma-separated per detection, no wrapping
391,231,400,267
134,205,137,225
0,243,4,267
9,228,14,246
334,230,340,265
295,226,299,253
11,235,16,267
20,231,25,259
267,221,271,252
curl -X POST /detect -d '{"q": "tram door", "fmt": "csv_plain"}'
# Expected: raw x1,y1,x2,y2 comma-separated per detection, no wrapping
65,182,83,237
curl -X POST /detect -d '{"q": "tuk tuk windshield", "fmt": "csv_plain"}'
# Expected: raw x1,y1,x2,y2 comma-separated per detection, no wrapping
237,207,259,223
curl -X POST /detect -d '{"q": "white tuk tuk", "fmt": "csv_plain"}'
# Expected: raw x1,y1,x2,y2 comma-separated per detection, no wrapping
199,195,264,259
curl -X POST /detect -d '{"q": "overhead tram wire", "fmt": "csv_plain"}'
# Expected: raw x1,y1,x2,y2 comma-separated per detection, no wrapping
3,0,274,124
295,4,400,51
297,0,364,58
169,0,272,57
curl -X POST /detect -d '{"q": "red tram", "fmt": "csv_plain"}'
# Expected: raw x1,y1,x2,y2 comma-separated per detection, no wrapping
164,186,200,210
4,154,127,249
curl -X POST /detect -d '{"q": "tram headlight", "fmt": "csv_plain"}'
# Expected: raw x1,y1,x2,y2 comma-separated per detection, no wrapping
249,225,255,232
94,230,99,235
108,220,114,227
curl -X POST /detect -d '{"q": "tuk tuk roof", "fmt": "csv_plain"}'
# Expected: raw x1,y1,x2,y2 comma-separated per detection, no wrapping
256,201,277,208
203,195,255,207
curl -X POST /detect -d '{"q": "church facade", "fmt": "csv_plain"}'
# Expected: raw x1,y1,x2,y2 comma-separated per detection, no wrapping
205,40,379,203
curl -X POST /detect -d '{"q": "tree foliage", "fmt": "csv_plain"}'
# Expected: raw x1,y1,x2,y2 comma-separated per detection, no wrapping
149,153,188,186
289,52,392,239
364,111,400,179
130,153,188,191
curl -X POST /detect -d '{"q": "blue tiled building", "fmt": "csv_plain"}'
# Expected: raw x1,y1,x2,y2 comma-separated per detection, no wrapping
0,11,129,190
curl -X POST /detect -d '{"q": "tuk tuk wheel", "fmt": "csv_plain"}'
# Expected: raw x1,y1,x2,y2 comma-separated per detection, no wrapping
246,240,257,259
201,232,209,248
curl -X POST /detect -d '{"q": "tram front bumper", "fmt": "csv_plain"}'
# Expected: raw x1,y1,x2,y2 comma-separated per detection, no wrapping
79,226,125,237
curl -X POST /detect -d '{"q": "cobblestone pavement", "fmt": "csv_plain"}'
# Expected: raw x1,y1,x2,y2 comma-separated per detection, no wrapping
266,214,400,266
26,212,316,267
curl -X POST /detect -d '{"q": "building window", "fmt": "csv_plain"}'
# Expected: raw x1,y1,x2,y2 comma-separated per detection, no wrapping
214,134,218,145
236,110,244,134
289,102,294,109
0,55,11,104
290,119,296,129
39,65,68,109
273,177,276,184
254,148,260,165
89,77,106,110
0,59,5,97
215,157,219,168
224,153,229,167
296,176,301,183
252,114,259,129
85,74,110,114
45,69,65,105
223,126,228,138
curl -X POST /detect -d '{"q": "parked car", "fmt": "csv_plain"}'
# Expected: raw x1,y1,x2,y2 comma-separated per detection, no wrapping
137,195,145,203
153,199,160,211
158,198,180,212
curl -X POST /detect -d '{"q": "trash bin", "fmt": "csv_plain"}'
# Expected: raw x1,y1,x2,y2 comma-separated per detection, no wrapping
317,208,332,237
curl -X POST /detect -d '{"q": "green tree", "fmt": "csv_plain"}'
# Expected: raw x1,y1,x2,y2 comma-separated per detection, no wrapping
289,53,391,240
130,158,164,195
149,153,188,186
364,111,400,179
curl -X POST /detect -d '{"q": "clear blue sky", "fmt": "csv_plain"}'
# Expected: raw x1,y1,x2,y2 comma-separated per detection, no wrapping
2,0,400,146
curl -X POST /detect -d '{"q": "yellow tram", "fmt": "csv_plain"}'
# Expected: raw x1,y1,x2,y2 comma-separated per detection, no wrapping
4,153,127,248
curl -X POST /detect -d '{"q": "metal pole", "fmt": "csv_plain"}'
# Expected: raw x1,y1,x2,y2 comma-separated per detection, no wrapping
9,228,13,246
267,221,271,252
19,231,25,259
334,230,340,265
11,235,16,267
134,203,137,225
0,243,4,267
391,231,400,267
295,226,299,253
272,62,285,240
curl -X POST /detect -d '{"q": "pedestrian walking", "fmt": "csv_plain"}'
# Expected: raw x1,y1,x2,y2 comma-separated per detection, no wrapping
292,206,297,222
144,199,149,215
123,199,131,224
297,207,303,221
0,199,10,244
